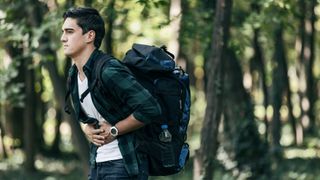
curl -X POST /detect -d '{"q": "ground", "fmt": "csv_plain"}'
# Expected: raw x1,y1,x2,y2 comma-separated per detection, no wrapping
1,148,320,180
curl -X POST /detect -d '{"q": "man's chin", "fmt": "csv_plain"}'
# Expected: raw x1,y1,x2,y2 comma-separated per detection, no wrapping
63,52,72,57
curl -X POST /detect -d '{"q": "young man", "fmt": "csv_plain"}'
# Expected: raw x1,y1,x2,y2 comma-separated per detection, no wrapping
61,7,161,179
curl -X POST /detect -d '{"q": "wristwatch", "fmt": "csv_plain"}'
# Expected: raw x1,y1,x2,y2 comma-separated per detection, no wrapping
110,126,119,137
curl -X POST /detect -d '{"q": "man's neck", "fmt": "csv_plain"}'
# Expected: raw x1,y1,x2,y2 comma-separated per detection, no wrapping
72,47,96,80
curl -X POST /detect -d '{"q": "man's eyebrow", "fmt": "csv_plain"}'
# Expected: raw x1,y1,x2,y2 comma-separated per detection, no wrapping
62,28,75,31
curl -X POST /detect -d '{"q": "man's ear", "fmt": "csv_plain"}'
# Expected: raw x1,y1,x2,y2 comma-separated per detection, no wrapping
86,30,96,44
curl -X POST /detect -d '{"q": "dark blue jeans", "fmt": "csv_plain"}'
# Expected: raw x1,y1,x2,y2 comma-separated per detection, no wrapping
88,159,134,180
88,159,148,180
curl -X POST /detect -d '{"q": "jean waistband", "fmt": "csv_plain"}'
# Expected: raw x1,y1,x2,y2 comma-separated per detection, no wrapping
95,159,123,167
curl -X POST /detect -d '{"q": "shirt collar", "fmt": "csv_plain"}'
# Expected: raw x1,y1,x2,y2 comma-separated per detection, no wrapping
83,48,102,74
68,49,103,79
68,64,78,77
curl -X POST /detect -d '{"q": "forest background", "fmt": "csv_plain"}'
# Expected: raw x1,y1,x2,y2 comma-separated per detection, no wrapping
0,0,320,179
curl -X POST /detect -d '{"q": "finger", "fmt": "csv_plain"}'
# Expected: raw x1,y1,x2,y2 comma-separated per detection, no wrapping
99,131,110,137
92,135,106,146
91,129,104,134
87,136,103,146
93,134,105,140
93,140,104,146
92,141,102,146
92,138,105,146
99,126,110,132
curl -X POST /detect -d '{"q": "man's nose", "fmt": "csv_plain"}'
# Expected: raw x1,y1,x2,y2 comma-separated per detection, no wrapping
60,33,66,42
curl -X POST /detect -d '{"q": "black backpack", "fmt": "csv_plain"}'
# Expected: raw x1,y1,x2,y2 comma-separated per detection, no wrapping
121,44,191,176
67,44,191,176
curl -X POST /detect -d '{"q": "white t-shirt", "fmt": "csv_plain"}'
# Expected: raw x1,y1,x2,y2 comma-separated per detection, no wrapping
77,74,123,162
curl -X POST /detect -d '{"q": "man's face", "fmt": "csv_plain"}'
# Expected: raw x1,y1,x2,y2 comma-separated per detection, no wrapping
61,18,87,58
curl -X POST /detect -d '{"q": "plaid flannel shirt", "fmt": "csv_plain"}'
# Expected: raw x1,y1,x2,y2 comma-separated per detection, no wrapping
68,49,161,176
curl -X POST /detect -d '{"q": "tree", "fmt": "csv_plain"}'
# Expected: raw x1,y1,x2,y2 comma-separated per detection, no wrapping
104,0,116,54
270,24,287,156
224,49,270,178
3,44,25,151
304,0,317,135
296,0,317,137
196,0,233,179
249,2,269,142
0,0,91,173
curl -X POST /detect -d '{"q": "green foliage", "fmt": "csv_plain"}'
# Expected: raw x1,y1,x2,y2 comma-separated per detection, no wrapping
31,11,63,52
180,0,213,57
0,61,24,107
136,0,169,8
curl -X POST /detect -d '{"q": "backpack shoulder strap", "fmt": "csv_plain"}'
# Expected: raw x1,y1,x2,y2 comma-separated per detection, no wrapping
79,54,114,102
92,54,114,89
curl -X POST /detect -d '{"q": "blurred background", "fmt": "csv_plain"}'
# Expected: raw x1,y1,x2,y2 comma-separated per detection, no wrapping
1,0,320,179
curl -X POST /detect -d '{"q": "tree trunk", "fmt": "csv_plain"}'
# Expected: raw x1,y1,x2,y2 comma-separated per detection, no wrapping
251,28,270,142
0,106,7,159
197,0,232,179
248,0,270,144
4,45,25,147
178,1,196,88
4,35,35,171
105,0,116,54
271,25,288,157
25,0,90,173
305,0,317,135
296,0,308,140
3,44,42,164
35,71,47,153
42,47,90,174
24,58,36,172
51,106,62,155
285,80,297,145
224,49,270,178
84,0,92,7
65,0,76,9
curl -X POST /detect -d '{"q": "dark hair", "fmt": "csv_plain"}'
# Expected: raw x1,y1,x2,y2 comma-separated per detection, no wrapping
63,7,105,48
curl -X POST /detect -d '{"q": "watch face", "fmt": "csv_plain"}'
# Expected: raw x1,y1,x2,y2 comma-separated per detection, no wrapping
110,127,118,136
111,128,117,134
